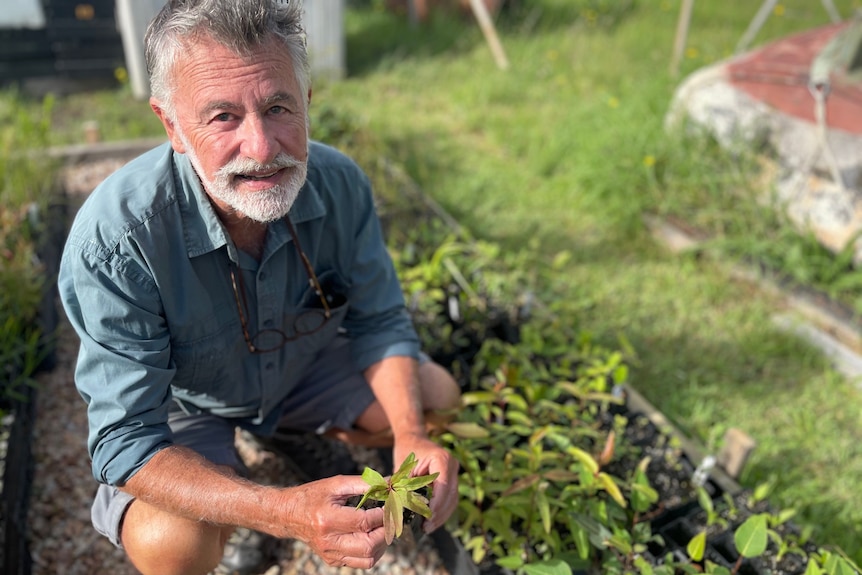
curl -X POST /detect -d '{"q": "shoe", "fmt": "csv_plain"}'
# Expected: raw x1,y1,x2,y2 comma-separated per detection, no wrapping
247,429,360,482
213,527,278,575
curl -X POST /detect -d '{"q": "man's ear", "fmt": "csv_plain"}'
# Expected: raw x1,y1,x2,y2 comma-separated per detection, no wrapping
305,88,313,136
150,98,186,154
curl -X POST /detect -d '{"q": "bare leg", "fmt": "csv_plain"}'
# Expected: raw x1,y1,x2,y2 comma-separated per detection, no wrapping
326,360,461,447
121,497,232,575
120,464,241,575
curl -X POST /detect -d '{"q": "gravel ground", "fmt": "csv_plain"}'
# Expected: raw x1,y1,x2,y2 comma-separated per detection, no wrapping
25,156,450,575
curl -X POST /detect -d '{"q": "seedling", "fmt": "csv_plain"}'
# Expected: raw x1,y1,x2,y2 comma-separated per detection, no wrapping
355,452,438,544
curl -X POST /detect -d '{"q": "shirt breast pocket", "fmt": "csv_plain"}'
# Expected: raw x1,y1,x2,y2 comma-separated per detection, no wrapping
169,321,245,395
293,269,350,355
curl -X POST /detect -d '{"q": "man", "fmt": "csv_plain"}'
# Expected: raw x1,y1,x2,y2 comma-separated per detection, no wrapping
57,1,461,574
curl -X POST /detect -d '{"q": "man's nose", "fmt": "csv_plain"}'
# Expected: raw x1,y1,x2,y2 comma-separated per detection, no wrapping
238,115,278,164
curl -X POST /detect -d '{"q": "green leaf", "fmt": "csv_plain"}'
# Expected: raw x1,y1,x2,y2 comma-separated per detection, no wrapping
773,508,796,525
633,555,654,575
696,486,714,516
361,466,388,488
687,531,706,561
354,484,389,510
504,393,529,412
391,452,418,484
824,554,857,575
465,535,486,564
751,481,773,502
705,563,732,575
734,514,768,558
461,391,498,405
400,472,439,491
597,472,626,508
506,410,534,426
606,533,633,554
523,559,573,575
383,492,404,544
402,489,433,519
536,487,552,534
446,422,491,439
805,558,824,575
496,555,524,570
630,482,659,513
567,519,591,560
566,446,599,475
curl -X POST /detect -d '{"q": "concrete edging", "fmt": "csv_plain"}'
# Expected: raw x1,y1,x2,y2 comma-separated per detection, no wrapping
644,213,862,388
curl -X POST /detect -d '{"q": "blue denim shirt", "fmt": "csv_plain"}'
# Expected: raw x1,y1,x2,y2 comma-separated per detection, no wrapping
58,141,420,486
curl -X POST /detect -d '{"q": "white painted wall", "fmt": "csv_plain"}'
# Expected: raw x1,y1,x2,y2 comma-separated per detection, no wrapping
116,0,166,99
303,0,346,83
0,0,46,29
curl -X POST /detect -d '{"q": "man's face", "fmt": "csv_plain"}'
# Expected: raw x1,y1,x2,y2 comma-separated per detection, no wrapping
152,36,310,223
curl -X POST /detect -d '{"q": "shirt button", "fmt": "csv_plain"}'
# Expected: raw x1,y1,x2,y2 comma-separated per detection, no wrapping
259,272,267,281
264,319,274,327
265,362,275,371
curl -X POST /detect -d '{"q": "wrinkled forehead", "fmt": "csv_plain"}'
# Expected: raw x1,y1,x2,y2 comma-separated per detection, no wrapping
172,34,304,98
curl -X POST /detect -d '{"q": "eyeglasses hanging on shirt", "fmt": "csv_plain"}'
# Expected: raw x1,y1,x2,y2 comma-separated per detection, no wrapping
229,219,332,354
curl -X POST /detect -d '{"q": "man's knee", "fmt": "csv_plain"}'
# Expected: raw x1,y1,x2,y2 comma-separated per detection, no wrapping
122,499,228,575
418,360,461,412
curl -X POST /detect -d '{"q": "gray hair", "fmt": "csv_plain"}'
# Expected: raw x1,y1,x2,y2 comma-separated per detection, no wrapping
144,0,310,118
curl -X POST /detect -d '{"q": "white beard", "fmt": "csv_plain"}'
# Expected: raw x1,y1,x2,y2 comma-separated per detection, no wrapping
179,132,308,223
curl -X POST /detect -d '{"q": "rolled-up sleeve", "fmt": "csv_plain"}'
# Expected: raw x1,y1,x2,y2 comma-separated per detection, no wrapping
59,233,174,486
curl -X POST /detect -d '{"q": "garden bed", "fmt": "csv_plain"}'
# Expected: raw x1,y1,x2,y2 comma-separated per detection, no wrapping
1,198,66,575
392,208,859,573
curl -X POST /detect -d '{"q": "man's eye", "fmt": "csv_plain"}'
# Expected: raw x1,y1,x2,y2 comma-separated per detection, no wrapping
269,105,287,115
213,113,233,122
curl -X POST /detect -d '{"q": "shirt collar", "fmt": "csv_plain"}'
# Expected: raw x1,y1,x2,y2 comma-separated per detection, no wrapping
171,145,327,260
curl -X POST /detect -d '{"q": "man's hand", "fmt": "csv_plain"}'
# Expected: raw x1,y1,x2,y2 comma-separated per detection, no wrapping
393,435,459,533
277,475,388,569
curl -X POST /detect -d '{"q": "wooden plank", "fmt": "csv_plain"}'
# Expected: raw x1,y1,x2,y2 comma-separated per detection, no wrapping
468,0,509,71
670,0,694,76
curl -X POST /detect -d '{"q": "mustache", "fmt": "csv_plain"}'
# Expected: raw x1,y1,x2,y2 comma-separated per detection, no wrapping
217,153,305,178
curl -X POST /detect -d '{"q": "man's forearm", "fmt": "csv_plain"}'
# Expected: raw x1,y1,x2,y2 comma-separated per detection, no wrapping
121,445,290,536
363,355,425,440
121,444,390,565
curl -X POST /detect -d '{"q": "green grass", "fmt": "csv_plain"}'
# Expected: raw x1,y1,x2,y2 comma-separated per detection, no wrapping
15,0,862,560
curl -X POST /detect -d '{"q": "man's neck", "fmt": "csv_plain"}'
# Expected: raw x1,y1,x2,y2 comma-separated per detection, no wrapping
206,197,269,260
216,210,268,261
228,221,267,260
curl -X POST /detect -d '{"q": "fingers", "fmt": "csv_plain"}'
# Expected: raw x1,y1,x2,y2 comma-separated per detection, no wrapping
285,477,390,567
425,453,460,532
319,491,385,534
325,544,387,571
318,509,388,569
326,474,383,501
391,438,461,533
320,527,388,567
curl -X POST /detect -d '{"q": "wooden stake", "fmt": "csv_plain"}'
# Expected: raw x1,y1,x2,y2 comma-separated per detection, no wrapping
670,0,694,77
717,428,757,480
468,0,509,70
